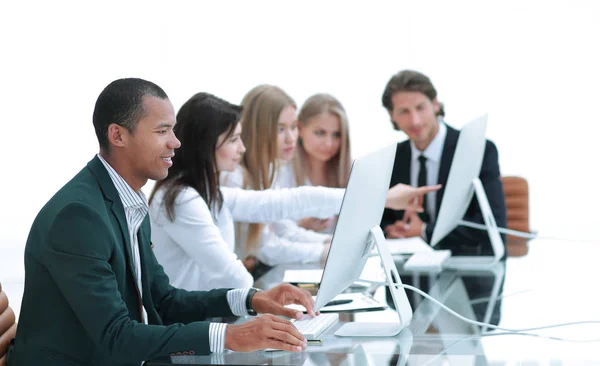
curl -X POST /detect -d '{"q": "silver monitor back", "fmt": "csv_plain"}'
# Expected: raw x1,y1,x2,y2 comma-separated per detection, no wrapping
430,115,488,247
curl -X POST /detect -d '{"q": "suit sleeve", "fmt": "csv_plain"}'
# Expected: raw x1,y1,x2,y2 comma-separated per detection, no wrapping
44,201,226,361
425,141,508,255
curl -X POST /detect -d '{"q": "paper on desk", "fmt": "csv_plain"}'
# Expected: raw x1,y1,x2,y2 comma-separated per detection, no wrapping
283,269,323,284
376,237,433,255
286,292,386,313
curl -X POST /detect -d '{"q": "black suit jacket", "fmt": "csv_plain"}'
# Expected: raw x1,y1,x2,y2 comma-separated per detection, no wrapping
8,156,235,366
381,124,507,256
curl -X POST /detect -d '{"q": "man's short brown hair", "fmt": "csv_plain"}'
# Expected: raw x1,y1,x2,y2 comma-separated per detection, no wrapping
381,70,445,117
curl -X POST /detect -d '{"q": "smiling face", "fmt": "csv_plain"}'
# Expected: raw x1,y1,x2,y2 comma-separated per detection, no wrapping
277,105,299,161
299,112,342,164
216,122,246,172
115,96,181,188
389,91,440,151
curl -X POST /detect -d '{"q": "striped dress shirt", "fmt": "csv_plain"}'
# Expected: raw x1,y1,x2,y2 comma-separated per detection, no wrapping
98,155,250,353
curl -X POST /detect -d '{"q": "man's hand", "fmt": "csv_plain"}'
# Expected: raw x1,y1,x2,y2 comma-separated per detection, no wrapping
384,222,407,238
298,217,332,232
385,213,423,239
224,314,307,352
386,184,441,211
252,283,318,319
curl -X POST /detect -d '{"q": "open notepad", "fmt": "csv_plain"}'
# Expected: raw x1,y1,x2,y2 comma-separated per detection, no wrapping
285,292,386,313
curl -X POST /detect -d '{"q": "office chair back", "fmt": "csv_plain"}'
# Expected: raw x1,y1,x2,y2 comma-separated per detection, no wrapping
501,176,531,257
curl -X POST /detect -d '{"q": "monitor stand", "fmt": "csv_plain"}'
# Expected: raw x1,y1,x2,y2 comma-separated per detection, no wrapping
457,177,505,261
335,226,413,337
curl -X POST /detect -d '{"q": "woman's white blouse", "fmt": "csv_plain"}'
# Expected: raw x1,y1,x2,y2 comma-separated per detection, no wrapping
221,164,335,266
149,184,344,291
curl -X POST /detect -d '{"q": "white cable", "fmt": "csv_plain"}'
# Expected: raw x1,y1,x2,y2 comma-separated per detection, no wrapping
401,283,600,333
459,219,600,243
469,288,533,305
357,278,600,334
421,331,600,366
458,219,538,239
481,330,600,343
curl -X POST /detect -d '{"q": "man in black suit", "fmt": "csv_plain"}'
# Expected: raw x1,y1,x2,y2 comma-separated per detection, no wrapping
380,70,507,256
380,71,507,325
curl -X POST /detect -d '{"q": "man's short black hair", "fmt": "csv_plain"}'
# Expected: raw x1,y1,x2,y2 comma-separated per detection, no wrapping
93,78,168,151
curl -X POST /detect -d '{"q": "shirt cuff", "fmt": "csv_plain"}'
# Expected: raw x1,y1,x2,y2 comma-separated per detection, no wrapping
208,323,227,353
226,288,251,316
421,223,428,241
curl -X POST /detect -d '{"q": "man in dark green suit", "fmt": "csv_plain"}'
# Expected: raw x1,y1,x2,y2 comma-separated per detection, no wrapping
7,78,315,366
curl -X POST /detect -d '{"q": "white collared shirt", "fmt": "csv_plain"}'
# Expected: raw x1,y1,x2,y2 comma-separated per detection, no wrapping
409,121,447,222
97,154,247,353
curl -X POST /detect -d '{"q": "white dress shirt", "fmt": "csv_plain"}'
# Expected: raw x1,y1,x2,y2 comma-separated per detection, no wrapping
271,163,333,241
98,155,246,354
409,121,447,237
221,165,336,265
150,183,344,289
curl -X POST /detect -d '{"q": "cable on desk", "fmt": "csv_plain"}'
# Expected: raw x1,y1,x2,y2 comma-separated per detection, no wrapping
357,278,600,334
459,219,600,243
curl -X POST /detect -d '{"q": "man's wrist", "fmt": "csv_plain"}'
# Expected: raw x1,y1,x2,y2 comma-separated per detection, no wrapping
246,288,261,316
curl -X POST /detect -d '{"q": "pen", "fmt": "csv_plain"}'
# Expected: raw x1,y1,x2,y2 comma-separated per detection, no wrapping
324,299,353,307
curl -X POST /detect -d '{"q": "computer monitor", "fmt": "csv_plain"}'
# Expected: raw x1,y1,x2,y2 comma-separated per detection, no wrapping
314,143,413,337
429,115,505,268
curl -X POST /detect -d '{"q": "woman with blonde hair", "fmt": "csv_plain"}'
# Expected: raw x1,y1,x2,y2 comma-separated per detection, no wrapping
222,86,432,268
289,93,352,233
221,84,325,267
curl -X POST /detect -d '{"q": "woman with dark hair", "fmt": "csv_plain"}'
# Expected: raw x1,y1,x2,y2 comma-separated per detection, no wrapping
149,92,439,291
148,93,347,291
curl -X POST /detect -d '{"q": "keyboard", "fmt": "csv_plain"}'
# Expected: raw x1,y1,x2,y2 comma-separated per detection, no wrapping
292,313,339,340
403,250,451,272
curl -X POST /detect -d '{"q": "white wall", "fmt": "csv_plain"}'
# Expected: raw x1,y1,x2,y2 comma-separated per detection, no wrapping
2,1,599,268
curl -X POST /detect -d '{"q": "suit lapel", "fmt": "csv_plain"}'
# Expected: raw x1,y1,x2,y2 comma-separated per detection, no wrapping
436,125,460,213
86,156,137,282
392,141,412,186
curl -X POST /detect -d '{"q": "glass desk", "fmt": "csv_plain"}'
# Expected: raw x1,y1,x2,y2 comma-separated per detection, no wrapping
146,238,600,365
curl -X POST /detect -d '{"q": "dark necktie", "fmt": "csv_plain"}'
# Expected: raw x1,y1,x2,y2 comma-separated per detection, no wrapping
418,155,431,223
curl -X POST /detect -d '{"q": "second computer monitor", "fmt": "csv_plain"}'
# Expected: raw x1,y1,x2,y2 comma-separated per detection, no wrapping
429,115,488,247
314,143,397,310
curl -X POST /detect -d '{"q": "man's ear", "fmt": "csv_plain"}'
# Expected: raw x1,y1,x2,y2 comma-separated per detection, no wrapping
107,123,127,148
432,98,440,115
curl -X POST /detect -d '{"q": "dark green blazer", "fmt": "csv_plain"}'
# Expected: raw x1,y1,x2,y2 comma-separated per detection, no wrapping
8,156,234,366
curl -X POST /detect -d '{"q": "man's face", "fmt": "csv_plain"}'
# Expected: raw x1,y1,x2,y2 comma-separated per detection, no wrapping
389,91,440,149
123,96,181,184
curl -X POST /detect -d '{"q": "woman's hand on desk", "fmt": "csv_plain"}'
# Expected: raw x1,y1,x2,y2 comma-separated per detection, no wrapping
298,216,332,231
252,283,318,318
385,183,441,211
224,314,307,352
242,255,257,272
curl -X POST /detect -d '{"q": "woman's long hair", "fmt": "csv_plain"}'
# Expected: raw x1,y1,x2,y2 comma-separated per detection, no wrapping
239,84,296,250
149,92,242,221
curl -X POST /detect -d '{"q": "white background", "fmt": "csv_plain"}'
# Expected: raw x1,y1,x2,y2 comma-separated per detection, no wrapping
1,0,600,361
